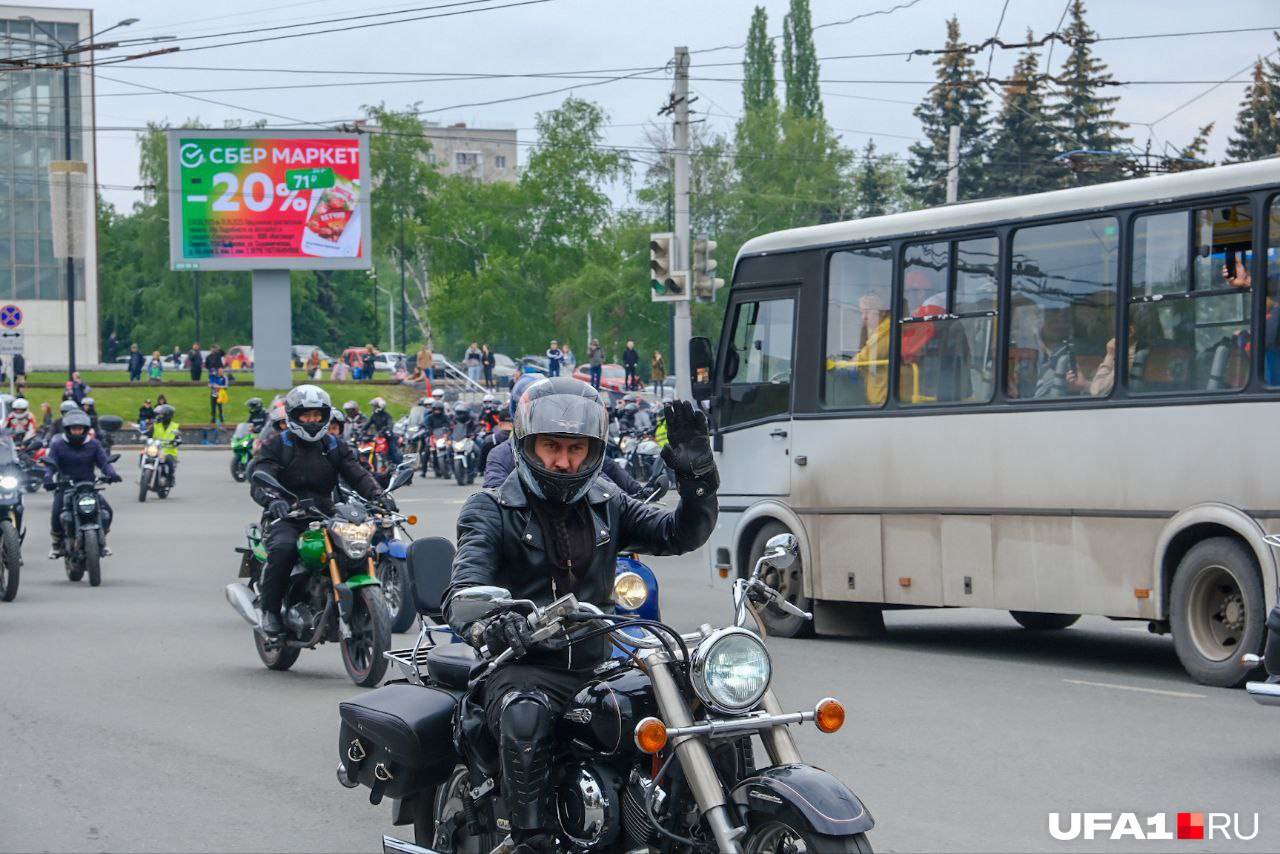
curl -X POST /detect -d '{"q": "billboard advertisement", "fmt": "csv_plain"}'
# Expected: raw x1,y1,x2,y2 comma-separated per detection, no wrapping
167,130,372,271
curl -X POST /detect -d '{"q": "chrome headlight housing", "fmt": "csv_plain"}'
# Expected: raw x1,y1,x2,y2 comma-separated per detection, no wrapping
612,571,649,610
330,521,375,559
0,475,18,490
689,627,772,714
144,444,160,458
453,440,468,452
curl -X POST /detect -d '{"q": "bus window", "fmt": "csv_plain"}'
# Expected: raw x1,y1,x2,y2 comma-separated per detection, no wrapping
1263,197,1280,386
1129,202,1252,394
720,297,795,427
823,245,893,408
898,236,997,406
1008,217,1120,399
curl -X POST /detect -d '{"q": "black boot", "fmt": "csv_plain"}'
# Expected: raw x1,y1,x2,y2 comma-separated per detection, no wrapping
499,696,554,837
260,608,284,637
48,532,64,559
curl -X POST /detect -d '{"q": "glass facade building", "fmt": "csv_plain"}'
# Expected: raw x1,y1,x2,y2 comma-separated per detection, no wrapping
0,6,98,365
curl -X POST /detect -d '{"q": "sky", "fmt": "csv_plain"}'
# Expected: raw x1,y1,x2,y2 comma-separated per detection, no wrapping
13,0,1280,211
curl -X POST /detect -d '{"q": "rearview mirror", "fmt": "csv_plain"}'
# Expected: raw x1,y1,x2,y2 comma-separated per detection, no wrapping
447,585,514,625
689,336,714,402
764,532,798,570
250,469,296,501
107,454,121,464
388,467,413,492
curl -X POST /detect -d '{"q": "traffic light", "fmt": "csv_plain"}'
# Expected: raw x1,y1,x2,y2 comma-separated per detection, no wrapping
692,234,725,302
649,232,688,301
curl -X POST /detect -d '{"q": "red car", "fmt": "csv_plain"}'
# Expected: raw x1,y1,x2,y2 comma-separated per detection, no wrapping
572,363,636,392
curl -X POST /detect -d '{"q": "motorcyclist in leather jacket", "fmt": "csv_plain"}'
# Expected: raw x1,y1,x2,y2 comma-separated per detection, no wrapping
248,385,387,638
44,410,121,558
443,378,717,851
245,397,269,433
363,396,402,465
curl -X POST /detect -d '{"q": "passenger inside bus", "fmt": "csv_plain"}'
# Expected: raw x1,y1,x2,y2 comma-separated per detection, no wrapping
852,291,891,405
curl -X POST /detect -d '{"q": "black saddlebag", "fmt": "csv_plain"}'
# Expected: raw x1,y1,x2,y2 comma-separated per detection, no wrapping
338,683,460,804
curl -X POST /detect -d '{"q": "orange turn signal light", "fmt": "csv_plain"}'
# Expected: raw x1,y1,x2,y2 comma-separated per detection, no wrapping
406,515,418,526
814,698,845,734
634,717,668,754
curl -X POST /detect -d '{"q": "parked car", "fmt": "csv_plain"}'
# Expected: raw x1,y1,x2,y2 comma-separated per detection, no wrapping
373,351,407,374
492,352,518,383
292,345,332,369
225,345,254,369
572,362,628,392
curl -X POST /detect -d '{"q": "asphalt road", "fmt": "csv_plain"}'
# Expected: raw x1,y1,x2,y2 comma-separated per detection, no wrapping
1,450,1277,853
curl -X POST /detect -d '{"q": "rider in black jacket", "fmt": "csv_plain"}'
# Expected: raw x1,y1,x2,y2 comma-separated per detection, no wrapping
443,378,717,851
249,385,386,637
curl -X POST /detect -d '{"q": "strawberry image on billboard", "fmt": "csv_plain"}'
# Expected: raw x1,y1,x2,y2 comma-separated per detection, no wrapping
167,131,372,271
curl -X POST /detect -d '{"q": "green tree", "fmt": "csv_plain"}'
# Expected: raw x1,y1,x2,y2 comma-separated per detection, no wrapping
854,140,909,217
782,0,822,121
742,7,777,114
1179,123,1215,164
1226,43,1280,162
1052,0,1130,183
986,37,1064,197
907,17,990,205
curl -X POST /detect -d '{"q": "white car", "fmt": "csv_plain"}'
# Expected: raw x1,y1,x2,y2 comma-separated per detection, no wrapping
372,351,408,373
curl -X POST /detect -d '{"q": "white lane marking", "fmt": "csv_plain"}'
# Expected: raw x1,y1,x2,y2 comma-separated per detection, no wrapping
1063,679,1205,699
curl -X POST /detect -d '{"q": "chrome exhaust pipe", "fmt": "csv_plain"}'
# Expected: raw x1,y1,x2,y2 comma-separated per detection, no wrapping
225,582,260,627
382,835,442,854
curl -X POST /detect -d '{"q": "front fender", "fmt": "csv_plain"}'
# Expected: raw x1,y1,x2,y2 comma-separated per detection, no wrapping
343,574,382,590
730,764,874,838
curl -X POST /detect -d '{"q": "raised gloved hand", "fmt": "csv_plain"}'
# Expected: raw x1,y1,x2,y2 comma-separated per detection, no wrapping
267,499,291,521
479,611,535,660
660,400,718,498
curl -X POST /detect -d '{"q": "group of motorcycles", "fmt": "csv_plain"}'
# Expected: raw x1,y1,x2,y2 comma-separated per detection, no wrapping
403,422,481,487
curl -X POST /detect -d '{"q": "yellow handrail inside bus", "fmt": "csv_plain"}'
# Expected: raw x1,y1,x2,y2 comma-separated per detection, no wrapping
825,357,935,404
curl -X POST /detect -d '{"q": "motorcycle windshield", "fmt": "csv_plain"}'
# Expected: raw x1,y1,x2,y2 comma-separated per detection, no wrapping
450,424,468,441
232,422,253,439
0,437,19,465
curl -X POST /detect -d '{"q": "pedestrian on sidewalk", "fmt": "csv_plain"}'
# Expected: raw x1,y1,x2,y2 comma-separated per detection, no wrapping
105,331,119,362
464,341,483,383
417,343,434,382
481,344,496,390
204,343,225,375
622,340,640,390
127,343,144,382
563,344,576,372
588,338,603,390
189,342,203,382
546,339,563,377
651,349,666,396
148,351,164,383
208,367,228,424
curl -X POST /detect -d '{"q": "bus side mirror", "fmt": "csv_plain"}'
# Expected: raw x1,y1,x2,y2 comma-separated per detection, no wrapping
689,336,714,403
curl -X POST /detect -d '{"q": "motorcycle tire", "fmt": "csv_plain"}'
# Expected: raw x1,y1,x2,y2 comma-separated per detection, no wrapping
743,822,872,854
138,469,150,503
340,586,391,687
454,459,466,486
230,455,247,483
65,552,84,582
254,629,301,671
379,556,416,634
0,520,19,602
82,529,102,587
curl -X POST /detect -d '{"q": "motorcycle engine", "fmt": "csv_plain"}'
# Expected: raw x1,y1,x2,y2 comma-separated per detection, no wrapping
556,763,622,850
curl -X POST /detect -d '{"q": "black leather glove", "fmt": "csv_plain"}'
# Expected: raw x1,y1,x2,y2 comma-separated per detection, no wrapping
267,499,291,521
43,482,55,492
660,400,718,498
479,611,535,660
104,475,122,484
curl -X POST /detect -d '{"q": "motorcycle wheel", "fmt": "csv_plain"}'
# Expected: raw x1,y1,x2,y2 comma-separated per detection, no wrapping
427,767,499,853
0,520,19,602
743,821,872,854
379,556,416,634
340,586,390,687
454,459,466,486
82,529,102,588
230,455,246,482
138,469,150,503
254,630,301,671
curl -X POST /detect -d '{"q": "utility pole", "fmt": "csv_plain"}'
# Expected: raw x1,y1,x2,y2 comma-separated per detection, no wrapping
946,124,961,204
399,211,407,351
192,271,200,344
672,46,692,402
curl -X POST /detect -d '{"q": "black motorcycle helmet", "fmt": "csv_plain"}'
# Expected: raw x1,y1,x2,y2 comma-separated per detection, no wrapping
155,404,175,426
431,401,445,414
512,377,607,505
246,396,264,414
454,402,471,420
63,410,91,446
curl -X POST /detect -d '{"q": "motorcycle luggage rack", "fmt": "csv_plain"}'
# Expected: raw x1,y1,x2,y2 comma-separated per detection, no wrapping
384,621,456,685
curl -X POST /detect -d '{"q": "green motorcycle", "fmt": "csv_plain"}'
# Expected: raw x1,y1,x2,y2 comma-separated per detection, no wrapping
229,422,256,483
225,469,409,687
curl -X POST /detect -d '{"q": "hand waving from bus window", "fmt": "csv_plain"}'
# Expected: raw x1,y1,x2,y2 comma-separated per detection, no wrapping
661,400,718,498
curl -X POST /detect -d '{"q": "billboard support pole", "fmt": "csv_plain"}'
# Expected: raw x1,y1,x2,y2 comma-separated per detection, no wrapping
251,270,293,390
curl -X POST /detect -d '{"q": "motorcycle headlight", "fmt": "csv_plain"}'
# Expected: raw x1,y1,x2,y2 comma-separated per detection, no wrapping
330,521,375,559
689,628,772,714
619,437,634,454
0,476,17,490
77,494,97,509
613,571,649,610
145,444,159,458
453,440,467,452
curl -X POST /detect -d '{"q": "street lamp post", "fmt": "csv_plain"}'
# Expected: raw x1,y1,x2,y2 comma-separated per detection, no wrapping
16,15,139,376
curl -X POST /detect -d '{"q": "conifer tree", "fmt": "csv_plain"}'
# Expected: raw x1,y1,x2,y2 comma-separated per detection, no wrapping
907,17,990,205
1053,0,1130,184
986,36,1063,197
1225,43,1280,162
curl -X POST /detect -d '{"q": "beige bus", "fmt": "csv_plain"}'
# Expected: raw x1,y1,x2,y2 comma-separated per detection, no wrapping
690,158,1280,687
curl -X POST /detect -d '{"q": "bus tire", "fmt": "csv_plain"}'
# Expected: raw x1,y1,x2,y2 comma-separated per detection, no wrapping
1170,537,1264,688
748,521,814,638
1009,611,1079,631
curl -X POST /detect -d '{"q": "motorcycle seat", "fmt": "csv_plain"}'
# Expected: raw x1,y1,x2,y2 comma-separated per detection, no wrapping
426,643,479,690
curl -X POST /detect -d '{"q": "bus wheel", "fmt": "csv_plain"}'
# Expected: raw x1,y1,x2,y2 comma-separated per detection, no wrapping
749,522,813,638
1010,611,1079,631
1170,537,1264,688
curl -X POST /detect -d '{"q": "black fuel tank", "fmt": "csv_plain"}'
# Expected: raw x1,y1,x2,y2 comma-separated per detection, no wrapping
557,664,657,758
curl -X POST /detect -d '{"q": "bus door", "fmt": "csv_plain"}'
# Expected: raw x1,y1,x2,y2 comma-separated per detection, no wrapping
715,293,796,496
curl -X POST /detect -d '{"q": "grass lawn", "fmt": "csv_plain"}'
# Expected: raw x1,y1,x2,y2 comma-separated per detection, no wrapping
21,372,421,425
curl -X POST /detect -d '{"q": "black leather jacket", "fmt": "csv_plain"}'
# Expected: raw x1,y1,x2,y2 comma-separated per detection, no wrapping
248,430,381,513
445,470,717,668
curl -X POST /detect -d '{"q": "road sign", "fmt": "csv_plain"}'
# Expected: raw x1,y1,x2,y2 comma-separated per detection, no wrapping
0,305,22,329
0,329,24,356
